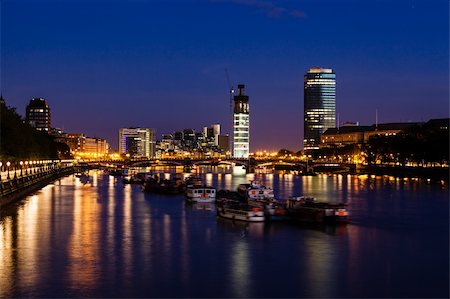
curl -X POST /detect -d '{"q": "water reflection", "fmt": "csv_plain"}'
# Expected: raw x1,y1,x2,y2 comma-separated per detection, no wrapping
0,172,448,298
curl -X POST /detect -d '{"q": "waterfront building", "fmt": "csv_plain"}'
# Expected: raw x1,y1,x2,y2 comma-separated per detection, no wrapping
26,98,51,133
233,84,250,158
320,122,422,148
119,128,156,158
304,68,336,152
57,133,109,158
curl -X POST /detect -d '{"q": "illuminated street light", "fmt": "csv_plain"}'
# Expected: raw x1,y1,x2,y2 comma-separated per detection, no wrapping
6,161,11,180
20,161,23,176
25,161,29,175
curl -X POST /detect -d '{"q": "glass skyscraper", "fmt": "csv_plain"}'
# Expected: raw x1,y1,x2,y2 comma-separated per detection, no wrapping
233,84,249,158
303,67,336,152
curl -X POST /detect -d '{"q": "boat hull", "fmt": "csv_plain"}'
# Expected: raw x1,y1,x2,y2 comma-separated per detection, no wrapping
217,207,265,222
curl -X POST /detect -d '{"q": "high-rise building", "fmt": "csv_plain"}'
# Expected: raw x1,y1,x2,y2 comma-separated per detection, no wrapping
304,67,336,152
233,84,250,158
212,123,221,146
26,98,51,133
119,128,156,158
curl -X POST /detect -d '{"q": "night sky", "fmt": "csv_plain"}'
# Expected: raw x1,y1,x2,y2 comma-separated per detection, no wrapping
2,0,448,151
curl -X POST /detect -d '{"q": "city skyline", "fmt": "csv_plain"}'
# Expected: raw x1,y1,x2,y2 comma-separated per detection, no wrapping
2,0,448,151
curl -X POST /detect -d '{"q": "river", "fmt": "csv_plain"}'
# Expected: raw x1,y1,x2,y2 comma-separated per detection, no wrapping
0,169,448,298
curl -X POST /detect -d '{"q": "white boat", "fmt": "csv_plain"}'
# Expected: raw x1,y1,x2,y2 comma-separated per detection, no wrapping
237,180,275,200
217,205,265,222
185,186,216,203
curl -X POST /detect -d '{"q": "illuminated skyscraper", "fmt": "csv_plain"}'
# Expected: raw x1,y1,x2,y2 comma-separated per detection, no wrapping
119,127,156,158
233,84,249,158
304,67,336,152
26,98,51,133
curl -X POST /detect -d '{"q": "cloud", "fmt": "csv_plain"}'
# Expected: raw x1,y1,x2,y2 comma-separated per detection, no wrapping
213,0,306,19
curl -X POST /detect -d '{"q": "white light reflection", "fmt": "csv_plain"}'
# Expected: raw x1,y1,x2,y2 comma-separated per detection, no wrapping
230,241,250,298
225,174,233,190
122,184,133,283
205,173,213,186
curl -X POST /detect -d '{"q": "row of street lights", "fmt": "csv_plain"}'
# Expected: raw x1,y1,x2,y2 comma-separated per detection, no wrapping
0,160,60,182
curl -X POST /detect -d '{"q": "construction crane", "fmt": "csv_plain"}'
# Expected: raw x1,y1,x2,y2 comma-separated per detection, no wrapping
225,69,234,156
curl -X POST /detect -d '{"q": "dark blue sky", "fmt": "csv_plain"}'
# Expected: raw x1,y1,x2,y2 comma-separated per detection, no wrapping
2,0,448,151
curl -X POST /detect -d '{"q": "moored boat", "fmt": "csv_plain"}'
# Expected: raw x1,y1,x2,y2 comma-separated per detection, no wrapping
217,204,265,222
215,190,246,206
185,185,216,203
285,196,348,223
237,180,275,200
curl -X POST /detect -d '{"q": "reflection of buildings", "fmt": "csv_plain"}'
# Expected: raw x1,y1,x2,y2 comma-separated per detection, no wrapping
119,127,156,158
304,68,336,153
26,97,51,133
233,84,250,158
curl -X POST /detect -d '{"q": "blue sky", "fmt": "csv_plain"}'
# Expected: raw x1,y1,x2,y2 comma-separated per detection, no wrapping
2,0,449,151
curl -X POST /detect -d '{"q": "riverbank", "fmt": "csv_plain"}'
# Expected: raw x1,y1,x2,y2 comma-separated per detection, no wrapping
358,165,449,181
0,167,75,208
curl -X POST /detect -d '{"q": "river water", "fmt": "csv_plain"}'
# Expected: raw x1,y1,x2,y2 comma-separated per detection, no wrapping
0,169,448,298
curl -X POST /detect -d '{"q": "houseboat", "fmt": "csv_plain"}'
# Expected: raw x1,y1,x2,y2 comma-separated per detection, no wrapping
237,181,275,200
185,186,216,203
217,204,265,222
285,196,348,223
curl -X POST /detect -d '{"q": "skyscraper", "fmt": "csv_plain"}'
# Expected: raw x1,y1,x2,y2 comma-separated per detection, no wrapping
233,84,249,158
119,128,156,158
304,68,336,152
26,98,51,133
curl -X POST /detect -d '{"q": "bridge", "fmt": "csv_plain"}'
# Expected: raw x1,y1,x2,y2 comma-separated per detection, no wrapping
115,158,357,173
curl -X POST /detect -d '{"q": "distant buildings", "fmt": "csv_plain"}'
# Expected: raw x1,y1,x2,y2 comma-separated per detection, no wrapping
233,84,250,158
320,119,448,148
54,133,110,159
155,124,229,159
26,98,51,133
119,128,156,158
304,68,336,153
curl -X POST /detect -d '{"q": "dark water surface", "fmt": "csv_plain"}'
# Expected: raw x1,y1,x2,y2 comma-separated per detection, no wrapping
0,171,448,298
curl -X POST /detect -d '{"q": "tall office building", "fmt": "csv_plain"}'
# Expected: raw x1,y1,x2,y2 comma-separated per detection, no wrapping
26,98,51,133
304,67,336,152
119,128,156,158
233,84,250,158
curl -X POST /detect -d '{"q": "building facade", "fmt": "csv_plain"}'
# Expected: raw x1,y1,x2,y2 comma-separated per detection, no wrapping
119,128,156,158
233,84,250,158
304,68,336,152
26,98,51,133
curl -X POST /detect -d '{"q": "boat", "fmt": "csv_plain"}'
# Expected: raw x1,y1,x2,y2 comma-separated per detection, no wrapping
215,190,246,206
285,196,348,223
261,200,289,221
185,185,216,203
184,175,203,187
217,204,265,222
142,174,184,194
237,180,275,200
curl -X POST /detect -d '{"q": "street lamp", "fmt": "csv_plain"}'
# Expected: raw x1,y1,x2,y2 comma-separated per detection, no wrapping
25,161,29,175
6,161,11,180
0,162,2,182
20,161,23,177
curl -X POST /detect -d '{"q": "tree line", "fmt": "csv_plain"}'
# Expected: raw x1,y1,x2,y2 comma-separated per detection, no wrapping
0,100,59,160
